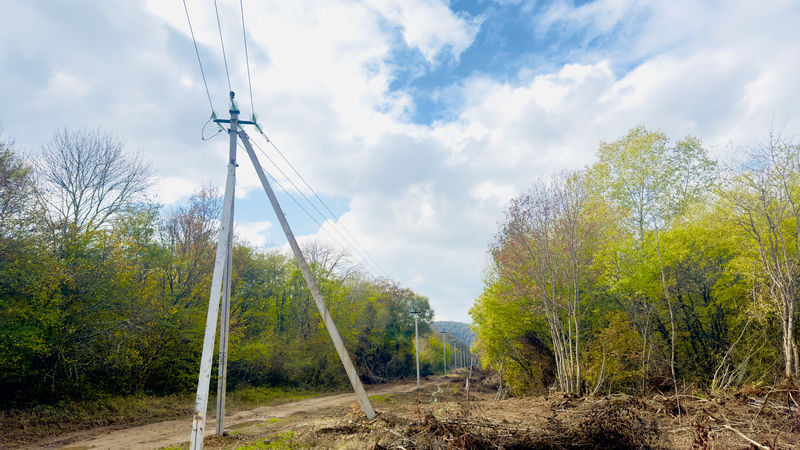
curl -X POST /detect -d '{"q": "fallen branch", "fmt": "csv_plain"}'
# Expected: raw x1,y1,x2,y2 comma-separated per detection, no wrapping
722,424,770,450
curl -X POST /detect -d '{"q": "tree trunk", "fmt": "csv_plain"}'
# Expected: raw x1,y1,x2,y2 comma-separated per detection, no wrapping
655,229,680,418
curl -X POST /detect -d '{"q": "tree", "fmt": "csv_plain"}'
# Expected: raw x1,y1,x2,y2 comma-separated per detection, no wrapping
726,134,800,379
302,240,359,279
592,126,715,401
39,128,151,236
491,171,607,394
0,137,37,236
159,186,220,307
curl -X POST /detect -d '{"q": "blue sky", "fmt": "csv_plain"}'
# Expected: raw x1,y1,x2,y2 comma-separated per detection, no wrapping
2,0,800,322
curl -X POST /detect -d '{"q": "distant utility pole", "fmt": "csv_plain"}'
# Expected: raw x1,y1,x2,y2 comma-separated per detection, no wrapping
410,310,421,389
442,332,448,375
188,93,375,450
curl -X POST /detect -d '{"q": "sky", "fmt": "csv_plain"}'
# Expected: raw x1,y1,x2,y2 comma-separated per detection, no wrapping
1,0,799,322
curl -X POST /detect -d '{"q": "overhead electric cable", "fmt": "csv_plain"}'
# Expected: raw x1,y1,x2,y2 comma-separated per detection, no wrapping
213,0,233,93
182,0,215,114
239,0,255,117
245,138,378,273
201,116,224,141
255,130,391,278
252,139,358,251
239,141,367,269
249,135,388,277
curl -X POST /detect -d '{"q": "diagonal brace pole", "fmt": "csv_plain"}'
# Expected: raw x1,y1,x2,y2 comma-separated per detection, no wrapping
238,130,376,420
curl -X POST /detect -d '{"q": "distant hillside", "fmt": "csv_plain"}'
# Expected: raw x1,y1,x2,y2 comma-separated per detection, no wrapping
432,321,475,347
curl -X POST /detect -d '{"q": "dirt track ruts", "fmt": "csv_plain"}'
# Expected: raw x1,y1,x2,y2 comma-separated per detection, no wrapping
42,378,440,450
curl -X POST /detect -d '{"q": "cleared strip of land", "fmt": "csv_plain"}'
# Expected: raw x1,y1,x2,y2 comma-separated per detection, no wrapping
47,377,440,450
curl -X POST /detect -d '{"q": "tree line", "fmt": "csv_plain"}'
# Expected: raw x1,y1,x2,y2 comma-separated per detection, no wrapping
471,126,800,397
0,128,441,408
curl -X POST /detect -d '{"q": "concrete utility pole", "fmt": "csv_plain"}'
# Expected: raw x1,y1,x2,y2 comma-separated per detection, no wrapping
442,332,448,375
190,95,239,449
189,93,375,450
215,123,236,436
410,310,421,389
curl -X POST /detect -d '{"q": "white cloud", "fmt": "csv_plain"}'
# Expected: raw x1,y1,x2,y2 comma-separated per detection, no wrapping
236,220,272,248
3,0,800,323
365,0,481,63
42,72,90,100
149,176,197,205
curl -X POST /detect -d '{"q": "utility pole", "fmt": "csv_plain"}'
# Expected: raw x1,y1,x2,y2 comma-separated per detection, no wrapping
190,93,239,449
215,106,237,436
189,93,375,450
442,332,448,375
410,310,421,389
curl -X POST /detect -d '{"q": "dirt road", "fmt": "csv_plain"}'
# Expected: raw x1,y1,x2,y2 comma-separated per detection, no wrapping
35,370,796,449
48,379,437,450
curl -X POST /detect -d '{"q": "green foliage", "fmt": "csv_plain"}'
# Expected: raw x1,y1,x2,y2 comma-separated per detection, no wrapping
0,139,435,408
473,126,783,396
471,274,555,394
585,311,643,394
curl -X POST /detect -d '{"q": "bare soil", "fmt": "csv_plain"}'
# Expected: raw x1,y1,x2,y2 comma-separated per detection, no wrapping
26,371,800,449
29,377,438,449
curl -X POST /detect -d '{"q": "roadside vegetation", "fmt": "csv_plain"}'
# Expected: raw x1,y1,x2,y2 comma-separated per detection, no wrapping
472,126,800,400
0,128,450,446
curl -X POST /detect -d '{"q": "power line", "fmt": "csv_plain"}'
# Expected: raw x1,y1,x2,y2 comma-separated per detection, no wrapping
251,138,364,259
250,133,390,278
201,115,224,141
255,129,390,278
239,0,255,117
245,138,381,275
213,0,232,93
239,141,370,271
184,1,389,279
182,0,215,114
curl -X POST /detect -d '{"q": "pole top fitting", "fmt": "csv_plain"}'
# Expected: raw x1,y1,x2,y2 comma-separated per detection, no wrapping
229,91,240,115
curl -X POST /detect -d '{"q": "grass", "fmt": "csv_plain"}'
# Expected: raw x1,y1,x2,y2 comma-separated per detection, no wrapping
0,386,319,448
0,393,193,447
368,394,394,404
236,431,305,449
256,417,283,427
226,386,318,409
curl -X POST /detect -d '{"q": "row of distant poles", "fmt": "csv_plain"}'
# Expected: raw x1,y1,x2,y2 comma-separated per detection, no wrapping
438,330,478,377
181,1,385,448
410,310,477,390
